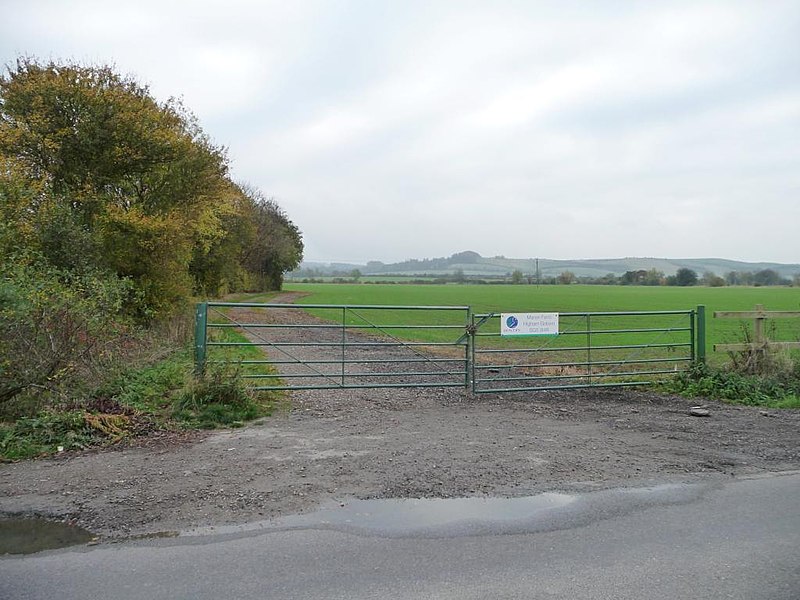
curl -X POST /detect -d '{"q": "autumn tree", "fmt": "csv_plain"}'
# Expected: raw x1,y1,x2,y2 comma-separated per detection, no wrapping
233,187,302,291
0,57,304,407
0,58,302,317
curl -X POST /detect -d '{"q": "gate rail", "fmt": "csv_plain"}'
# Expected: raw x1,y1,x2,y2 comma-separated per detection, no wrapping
195,302,706,393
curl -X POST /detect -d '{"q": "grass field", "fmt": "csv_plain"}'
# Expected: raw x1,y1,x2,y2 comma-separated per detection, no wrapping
282,283,800,361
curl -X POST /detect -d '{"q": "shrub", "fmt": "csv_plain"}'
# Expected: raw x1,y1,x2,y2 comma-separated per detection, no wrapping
0,257,134,409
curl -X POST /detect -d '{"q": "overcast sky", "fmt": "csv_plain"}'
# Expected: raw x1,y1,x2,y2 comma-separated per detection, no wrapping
2,1,798,264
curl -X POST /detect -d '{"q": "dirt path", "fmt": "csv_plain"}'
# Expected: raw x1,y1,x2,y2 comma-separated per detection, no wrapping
1,294,798,537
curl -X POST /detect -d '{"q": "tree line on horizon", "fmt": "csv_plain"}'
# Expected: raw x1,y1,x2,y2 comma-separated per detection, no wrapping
581,267,797,287
291,266,799,287
294,249,799,286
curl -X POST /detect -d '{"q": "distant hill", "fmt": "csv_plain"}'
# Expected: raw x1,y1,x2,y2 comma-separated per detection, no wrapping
294,252,800,279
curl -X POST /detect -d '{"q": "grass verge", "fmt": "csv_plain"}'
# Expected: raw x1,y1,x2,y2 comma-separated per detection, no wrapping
663,361,800,409
1,328,285,461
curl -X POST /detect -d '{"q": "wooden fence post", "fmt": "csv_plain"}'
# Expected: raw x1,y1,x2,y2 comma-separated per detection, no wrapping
713,305,800,371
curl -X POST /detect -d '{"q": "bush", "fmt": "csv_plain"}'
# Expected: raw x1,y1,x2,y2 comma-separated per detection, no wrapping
0,257,135,410
0,269,283,458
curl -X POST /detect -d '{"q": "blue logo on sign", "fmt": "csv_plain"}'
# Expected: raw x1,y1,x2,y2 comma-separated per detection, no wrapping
506,316,519,329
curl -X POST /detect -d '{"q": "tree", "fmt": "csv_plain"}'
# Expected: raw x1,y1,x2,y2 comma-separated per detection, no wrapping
0,58,229,315
239,188,304,291
0,58,227,212
188,183,257,296
0,56,305,409
753,269,785,286
726,270,754,286
674,268,698,286
643,269,665,286
450,251,480,264
558,271,576,285
700,271,725,287
0,155,44,257
511,269,524,284
0,58,303,314
597,273,618,285
620,270,647,285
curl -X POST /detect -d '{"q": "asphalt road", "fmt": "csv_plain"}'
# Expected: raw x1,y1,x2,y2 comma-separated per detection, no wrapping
2,472,799,600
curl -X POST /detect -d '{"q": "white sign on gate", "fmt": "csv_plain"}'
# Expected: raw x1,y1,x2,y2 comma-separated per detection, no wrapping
500,313,559,336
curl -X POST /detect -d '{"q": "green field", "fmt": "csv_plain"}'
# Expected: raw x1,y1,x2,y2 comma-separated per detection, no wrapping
283,283,800,360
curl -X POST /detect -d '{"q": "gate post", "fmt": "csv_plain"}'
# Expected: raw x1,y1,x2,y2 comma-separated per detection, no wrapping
194,302,208,375
465,307,473,390
695,304,706,364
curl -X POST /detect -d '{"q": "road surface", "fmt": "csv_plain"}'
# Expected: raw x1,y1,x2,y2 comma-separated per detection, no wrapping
2,471,798,600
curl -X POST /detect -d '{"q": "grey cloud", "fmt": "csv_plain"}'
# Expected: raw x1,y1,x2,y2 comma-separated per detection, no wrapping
1,0,798,263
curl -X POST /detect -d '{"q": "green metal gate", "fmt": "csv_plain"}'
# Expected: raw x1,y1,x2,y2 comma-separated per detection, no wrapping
195,301,706,393
195,301,471,391
470,308,704,393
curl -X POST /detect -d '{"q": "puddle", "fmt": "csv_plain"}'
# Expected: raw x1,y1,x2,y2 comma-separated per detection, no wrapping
187,493,580,539
285,494,576,535
0,518,94,555
186,483,706,540
0,484,713,552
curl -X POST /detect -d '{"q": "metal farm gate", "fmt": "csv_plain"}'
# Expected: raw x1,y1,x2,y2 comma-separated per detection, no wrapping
195,302,472,391
470,309,703,393
195,301,706,393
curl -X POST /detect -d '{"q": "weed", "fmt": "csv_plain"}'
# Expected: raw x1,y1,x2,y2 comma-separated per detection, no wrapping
94,349,191,414
725,321,797,376
0,411,102,460
174,363,269,429
664,361,800,409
